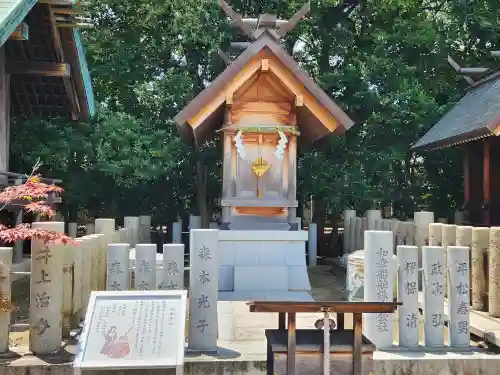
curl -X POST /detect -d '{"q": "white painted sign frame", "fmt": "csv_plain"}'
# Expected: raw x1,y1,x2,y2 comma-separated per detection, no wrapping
73,290,187,372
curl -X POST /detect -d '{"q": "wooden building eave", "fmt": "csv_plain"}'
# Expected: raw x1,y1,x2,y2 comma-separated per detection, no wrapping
1,0,95,121
175,32,354,145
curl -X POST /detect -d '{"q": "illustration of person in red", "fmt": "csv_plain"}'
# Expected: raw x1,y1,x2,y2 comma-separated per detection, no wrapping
100,326,131,358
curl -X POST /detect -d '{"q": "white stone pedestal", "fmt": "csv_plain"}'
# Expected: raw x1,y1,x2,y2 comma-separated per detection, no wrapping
397,245,419,348
422,245,445,348
189,229,219,352
162,244,184,290
447,246,470,348
218,230,310,293
364,230,395,349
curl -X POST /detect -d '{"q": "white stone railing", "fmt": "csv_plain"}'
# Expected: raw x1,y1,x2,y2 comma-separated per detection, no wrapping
0,215,152,355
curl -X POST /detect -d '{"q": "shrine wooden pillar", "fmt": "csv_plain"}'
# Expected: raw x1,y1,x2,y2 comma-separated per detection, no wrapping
490,137,500,226
0,46,10,184
483,138,491,226
463,145,471,223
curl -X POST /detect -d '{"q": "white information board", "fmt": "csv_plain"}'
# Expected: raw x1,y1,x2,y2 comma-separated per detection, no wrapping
73,290,187,371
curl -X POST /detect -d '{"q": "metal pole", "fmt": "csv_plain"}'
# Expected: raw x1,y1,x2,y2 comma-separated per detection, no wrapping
323,309,330,375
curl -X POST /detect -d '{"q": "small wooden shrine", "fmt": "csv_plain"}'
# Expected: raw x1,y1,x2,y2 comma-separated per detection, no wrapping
0,0,94,177
413,54,500,226
175,1,354,230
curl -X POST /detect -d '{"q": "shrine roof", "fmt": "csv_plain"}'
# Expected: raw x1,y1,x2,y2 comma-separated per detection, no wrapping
1,0,95,121
174,32,354,145
412,72,500,151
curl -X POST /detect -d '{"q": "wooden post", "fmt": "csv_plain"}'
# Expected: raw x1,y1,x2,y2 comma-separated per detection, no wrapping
0,247,12,353
0,47,10,187
353,313,362,375
287,312,296,375
30,221,65,355
483,138,491,226
287,135,297,223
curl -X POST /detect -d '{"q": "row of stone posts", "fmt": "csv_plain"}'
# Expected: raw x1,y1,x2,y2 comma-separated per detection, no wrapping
105,228,219,352
0,215,148,355
364,230,471,348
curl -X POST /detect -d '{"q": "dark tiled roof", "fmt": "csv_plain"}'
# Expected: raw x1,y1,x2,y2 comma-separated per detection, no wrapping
412,75,500,151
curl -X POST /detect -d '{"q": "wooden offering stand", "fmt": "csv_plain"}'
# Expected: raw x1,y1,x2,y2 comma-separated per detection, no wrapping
247,301,401,375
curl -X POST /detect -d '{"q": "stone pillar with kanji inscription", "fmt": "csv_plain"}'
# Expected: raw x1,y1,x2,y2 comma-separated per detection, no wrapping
364,230,395,349
0,247,12,353
489,227,500,317
422,245,445,348
107,243,130,291
75,237,91,319
447,246,470,348
456,226,472,305
162,244,184,290
135,244,156,291
397,245,419,348
30,221,65,355
471,228,489,311
188,229,219,352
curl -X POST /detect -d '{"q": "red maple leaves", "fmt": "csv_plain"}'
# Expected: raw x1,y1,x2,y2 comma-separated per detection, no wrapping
0,176,76,245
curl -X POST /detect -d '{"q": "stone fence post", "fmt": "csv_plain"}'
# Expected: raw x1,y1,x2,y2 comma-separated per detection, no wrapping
489,228,500,317
447,246,470,348
343,209,356,254
135,244,156,290
188,229,219,352
124,216,140,247
397,245,419,348
139,215,152,243
471,228,489,311
364,230,394,349
30,221,65,355
422,245,445,348
162,244,184,290
0,247,12,353
107,243,130,291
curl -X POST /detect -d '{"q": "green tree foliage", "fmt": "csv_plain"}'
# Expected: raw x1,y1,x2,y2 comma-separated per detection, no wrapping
9,0,500,225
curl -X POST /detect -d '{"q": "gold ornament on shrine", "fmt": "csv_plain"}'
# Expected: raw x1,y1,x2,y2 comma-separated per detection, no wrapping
251,157,270,177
